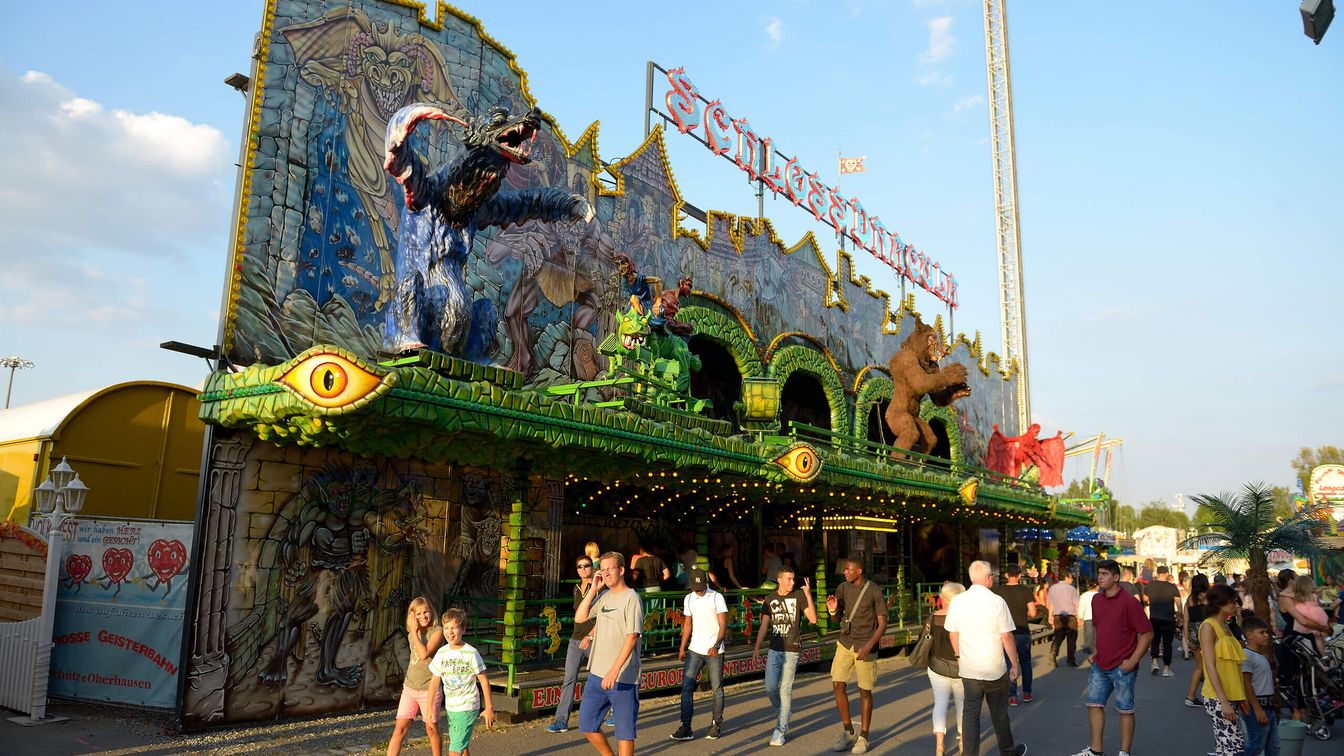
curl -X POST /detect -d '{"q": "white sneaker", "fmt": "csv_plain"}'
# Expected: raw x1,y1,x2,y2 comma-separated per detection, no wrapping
1119,751,1132,756
1162,667,1174,677
1070,749,1101,756
851,735,870,754
831,728,857,752
769,729,785,747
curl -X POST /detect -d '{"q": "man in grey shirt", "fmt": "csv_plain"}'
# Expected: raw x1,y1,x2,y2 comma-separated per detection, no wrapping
575,551,644,756
1047,573,1080,667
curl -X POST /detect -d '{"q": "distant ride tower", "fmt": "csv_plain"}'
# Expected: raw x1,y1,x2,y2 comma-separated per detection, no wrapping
983,0,1030,432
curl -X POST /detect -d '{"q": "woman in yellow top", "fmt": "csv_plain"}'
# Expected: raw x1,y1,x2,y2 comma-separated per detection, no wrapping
1198,584,1246,756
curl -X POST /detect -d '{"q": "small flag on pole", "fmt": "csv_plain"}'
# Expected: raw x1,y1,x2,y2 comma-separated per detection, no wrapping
838,156,867,175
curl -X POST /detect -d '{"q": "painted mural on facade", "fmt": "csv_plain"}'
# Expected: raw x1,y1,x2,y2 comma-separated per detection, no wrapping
221,0,1021,458
183,430,550,722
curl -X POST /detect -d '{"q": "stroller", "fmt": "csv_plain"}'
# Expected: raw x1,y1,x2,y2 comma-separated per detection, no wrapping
1281,632,1344,741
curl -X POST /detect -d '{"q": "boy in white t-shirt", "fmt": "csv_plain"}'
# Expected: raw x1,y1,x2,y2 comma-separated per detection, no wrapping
429,608,495,756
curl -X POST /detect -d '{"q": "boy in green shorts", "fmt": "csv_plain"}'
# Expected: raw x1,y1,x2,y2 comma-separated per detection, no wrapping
429,609,495,755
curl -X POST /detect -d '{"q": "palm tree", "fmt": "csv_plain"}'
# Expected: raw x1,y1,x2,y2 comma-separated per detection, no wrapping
1180,482,1332,623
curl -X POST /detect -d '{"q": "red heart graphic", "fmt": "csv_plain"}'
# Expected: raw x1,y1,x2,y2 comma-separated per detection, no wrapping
102,548,134,584
146,539,188,583
65,554,92,584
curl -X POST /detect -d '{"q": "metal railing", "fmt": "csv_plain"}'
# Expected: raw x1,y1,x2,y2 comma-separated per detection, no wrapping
786,420,1043,492
445,581,939,689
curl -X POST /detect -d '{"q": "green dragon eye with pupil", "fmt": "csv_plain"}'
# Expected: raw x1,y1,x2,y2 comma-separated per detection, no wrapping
323,371,336,391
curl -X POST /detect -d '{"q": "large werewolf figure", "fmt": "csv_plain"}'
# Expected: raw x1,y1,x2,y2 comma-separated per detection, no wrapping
382,104,592,360
885,317,971,459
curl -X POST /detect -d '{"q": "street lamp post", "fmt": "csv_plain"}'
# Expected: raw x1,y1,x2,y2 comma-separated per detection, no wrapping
2,356,35,408
30,457,87,721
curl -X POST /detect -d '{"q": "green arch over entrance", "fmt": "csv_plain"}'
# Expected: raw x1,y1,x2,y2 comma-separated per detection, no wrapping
768,345,848,435
678,305,764,378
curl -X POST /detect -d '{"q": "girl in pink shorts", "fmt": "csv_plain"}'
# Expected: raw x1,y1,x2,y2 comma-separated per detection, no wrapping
388,597,446,756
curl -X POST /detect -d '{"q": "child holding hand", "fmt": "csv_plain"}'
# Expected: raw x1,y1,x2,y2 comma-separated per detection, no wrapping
429,608,495,756
388,597,445,756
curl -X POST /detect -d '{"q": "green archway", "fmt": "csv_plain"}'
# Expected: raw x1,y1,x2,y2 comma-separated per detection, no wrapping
854,373,893,445
677,305,764,378
767,345,848,435
919,399,963,464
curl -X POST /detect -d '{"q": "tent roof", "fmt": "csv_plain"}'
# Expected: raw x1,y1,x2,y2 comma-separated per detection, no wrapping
0,381,195,444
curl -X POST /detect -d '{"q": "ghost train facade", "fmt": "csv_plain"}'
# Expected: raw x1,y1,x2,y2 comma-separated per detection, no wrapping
179,0,1086,725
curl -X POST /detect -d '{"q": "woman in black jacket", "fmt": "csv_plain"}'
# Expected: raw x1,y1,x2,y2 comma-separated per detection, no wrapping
927,582,965,756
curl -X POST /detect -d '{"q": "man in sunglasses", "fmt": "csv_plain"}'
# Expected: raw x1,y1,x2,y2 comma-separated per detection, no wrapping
548,555,605,732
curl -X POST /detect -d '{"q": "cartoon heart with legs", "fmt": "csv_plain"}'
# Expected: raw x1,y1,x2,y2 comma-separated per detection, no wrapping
144,539,188,592
63,554,92,592
99,548,135,597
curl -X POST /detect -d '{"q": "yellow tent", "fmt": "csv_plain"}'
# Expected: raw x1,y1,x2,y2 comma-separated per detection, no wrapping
0,381,204,523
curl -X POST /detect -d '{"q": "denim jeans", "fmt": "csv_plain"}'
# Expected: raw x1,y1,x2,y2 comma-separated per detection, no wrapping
1242,706,1279,756
764,649,798,734
1007,630,1032,697
962,673,1018,756
680,650,724,727
553,637,589,726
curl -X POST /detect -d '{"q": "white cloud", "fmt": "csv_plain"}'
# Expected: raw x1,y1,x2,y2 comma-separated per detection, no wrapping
0,67,232,331
919,16,955,65
766,17,784,47
951,94,984,115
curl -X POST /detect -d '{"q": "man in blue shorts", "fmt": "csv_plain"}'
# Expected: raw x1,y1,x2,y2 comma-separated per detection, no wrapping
575,551,644,756
1071,559,1152,756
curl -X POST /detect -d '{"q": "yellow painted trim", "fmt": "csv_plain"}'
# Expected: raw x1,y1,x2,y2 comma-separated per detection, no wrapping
851,364,892,394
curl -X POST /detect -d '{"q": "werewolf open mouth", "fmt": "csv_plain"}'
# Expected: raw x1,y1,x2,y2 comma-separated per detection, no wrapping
621,331,646,350
492,118,538,163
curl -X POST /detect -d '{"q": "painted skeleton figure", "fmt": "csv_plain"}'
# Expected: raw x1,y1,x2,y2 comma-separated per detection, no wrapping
382,103,593,360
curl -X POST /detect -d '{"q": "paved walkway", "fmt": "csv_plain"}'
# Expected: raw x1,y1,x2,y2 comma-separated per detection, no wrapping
4,643,1333,754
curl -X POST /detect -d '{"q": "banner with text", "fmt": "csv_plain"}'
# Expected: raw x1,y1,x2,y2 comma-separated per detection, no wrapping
48,518,193,708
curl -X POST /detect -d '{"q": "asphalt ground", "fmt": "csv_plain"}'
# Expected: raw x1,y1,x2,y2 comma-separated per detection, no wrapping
4,641,1335,755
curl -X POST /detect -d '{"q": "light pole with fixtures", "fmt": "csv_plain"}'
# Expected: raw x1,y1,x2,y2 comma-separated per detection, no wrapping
2,356,35,409
30,457,87,721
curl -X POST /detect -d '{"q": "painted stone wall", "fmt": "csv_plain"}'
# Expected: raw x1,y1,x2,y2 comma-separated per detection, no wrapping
182,428,556,724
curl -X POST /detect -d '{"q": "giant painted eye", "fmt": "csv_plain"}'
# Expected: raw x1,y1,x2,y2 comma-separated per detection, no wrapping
772,443,822,482
277,352,386,409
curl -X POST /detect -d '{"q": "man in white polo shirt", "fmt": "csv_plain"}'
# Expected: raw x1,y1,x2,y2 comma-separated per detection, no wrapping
946,561,1028,756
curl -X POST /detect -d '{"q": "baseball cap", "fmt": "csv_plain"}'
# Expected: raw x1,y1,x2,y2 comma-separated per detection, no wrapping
689,569,708,591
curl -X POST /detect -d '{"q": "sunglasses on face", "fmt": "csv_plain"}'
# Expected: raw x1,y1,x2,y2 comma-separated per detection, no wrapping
577,563,592,569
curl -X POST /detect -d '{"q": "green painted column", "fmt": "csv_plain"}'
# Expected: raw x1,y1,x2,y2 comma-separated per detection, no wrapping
500,463,531,693
814,520,829,635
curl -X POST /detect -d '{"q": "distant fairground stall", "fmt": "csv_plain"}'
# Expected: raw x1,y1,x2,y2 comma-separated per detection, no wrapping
179,0,1087,726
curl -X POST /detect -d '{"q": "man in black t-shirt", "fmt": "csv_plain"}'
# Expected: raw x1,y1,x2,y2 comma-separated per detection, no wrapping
992,564,1038,704
752,566,818,747
1143,566,1181,677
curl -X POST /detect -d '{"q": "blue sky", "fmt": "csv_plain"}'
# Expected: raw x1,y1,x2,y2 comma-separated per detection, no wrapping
2,1,1341,508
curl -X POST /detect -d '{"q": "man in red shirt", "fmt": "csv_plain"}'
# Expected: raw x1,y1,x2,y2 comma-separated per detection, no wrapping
1070,560,1152,756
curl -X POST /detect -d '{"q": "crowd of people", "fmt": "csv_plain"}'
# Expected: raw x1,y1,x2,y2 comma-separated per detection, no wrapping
378,543,1340,756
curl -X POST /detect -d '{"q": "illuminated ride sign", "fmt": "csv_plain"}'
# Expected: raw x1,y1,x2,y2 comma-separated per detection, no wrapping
656,64,957,308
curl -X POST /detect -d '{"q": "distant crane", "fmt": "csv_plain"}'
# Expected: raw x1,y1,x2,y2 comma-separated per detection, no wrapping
982,0,1030,432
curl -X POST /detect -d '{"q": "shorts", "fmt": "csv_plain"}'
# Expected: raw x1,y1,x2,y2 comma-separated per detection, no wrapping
1086,663,1137,714
396,684,442,723
830,641,877,690
578,674,639,741
445,709,477,751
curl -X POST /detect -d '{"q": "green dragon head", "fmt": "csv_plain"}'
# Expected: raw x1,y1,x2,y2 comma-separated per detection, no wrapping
617,296,651,352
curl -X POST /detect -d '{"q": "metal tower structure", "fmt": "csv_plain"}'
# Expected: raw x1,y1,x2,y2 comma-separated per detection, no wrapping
982,0,1030,432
